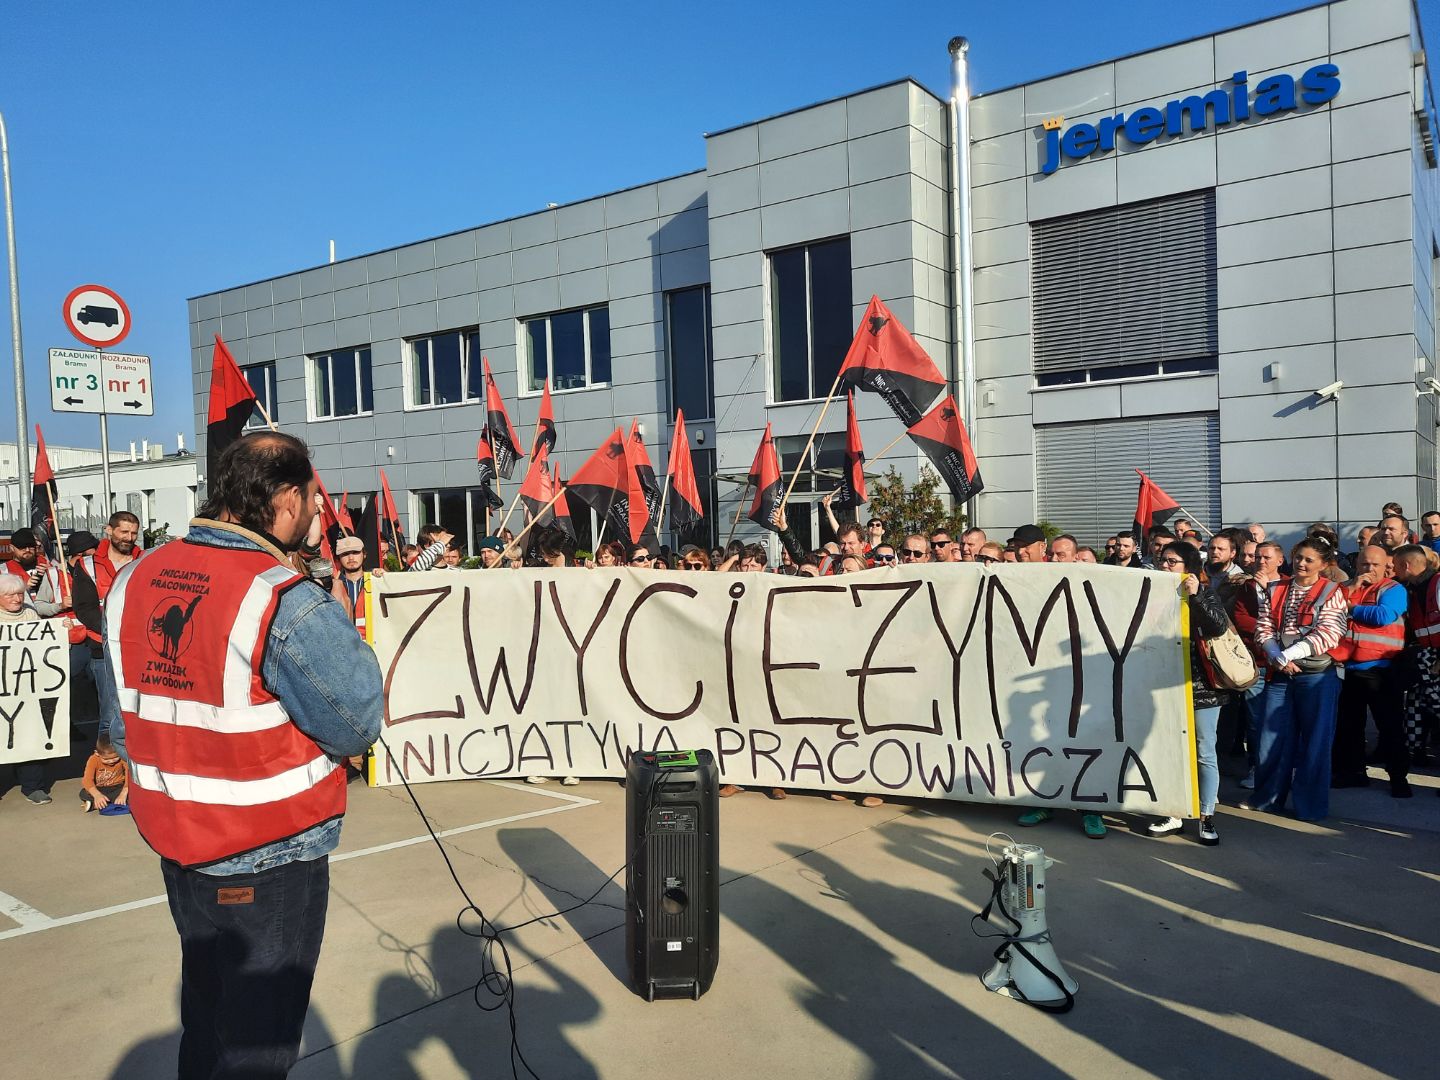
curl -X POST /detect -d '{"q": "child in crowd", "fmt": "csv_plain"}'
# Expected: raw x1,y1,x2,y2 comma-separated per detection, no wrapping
81,735,130,813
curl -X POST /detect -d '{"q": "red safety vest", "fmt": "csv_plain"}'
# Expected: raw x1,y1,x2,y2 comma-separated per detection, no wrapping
1266,578,1345,660
107,539,345,868
1331,578,1407,664
81,541,140,602
1407,572,1440,646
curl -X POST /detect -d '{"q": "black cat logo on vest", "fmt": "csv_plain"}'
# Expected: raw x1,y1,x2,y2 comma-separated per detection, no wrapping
148,595,203,661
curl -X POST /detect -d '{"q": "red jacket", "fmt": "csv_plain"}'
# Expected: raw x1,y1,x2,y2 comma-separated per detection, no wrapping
108,540,345,867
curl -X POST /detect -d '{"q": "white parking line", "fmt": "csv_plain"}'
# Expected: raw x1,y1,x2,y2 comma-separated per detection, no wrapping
0,782,600,943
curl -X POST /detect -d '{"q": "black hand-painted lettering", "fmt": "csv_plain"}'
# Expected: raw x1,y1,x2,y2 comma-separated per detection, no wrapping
1020,746,1062,800
927,578,985,740
986,578,1083,738
618,583,703,721
549,579,620,716
1083,577,1151,742
845,581,935,735
1116,746,1158,802
1064,747,1107,802
463,582,542,715
379,586,463,726
762,584,849,727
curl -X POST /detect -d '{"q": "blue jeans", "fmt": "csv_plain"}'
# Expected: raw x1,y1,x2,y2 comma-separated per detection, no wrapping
161,854,330,1079
89,656,117,739
1195,705,1221,815
1242,677,1266,766
1254,668,1342,820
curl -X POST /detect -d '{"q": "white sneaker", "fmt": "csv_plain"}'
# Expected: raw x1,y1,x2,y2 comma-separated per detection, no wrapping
1147,816,1184,837
561,776,579,787
1240,768,1255,790
525,775,550,784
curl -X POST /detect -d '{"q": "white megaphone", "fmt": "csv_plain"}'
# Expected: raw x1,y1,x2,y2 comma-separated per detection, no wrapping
979,841,1078,1011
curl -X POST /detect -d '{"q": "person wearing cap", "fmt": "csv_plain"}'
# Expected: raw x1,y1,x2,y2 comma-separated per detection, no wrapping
1011,524,1047,563
477,535,505,568
4,526,67,616
330,535,371,636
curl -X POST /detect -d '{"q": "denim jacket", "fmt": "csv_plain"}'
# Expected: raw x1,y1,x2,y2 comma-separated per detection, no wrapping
106,520,384,875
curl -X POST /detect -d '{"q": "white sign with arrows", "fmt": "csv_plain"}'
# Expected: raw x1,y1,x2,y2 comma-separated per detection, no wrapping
48,348,155,416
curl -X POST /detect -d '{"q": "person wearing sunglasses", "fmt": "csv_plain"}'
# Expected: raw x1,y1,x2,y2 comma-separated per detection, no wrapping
871,543,897,566
977,541,1005,564
898,535,930,564
1146,541,1235,845
628,545,654,569
678,545,711,571
866,519,887,549
930,530,959,563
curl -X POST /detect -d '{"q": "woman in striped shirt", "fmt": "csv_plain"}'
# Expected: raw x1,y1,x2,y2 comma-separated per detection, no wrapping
1251,535,1349,820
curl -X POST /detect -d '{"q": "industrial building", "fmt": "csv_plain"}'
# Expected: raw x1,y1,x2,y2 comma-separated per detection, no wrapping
188,0,1439,552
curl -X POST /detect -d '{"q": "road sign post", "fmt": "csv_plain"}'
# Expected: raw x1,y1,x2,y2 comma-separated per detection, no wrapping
56,284,146,515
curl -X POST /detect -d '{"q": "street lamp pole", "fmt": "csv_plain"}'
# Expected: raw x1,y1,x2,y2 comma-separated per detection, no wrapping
0,110,28,522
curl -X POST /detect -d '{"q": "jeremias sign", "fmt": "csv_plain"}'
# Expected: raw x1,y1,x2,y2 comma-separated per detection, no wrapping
1039,63,1341,175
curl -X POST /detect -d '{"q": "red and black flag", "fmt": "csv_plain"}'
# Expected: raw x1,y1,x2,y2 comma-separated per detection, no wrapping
30,425,59,563
628,421,661,547
483,357,522,479
747,422,783,533
336,490,356,534
838,295,946,427
552,466,577,541
568,426,632,540
906,394,984,503
475,435,505,510
1133,469,1181,545
312,472,346,562
666,408,704,531
358,496,383,571
379,470,407,553
519,445,555,526
832,392,867,509
531,381,556,462
206,334,259,458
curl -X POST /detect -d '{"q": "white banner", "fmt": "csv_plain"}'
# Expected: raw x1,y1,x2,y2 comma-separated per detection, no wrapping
0,618,72,764
370,565,1199,817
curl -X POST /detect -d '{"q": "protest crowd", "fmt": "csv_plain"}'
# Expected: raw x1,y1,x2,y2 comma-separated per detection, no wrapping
2,302,1436,1079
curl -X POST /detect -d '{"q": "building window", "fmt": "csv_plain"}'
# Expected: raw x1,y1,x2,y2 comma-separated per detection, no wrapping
144,489,156,528
523,305,611,393
772,432,846,551
1035,413,1219,546
769,236,852,403
409,329,482,408
666,286,714,422
413,487,506,554
243,362,277,427
312,346,375,419
1032,189,1217,386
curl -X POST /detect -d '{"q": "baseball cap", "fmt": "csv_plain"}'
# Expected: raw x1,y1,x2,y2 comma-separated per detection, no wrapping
335,535,364,556
1011,524,1046,548
65,530,101,557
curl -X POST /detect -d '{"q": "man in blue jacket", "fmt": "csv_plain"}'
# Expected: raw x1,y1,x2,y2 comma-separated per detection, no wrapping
105,432,383,1079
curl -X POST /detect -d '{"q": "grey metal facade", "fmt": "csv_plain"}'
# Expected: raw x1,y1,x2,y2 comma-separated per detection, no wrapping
189,0,1440,550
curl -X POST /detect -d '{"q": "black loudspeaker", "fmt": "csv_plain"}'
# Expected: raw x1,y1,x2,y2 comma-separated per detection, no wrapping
625,749,720,1001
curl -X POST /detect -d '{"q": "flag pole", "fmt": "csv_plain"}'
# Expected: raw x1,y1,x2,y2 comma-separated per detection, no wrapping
779,372,844,510
657,474,672,543
819,428,909,500
725,480,753,548
254,398,279,432
1174,506,1215,538
43,482,71,602
494,489,524,539
499,488,566,562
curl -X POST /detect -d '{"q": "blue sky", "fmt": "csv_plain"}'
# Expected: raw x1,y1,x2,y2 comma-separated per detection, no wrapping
0,0,1434,451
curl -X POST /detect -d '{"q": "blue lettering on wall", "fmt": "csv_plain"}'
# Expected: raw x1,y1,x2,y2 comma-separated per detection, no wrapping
1039,63,1341,176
